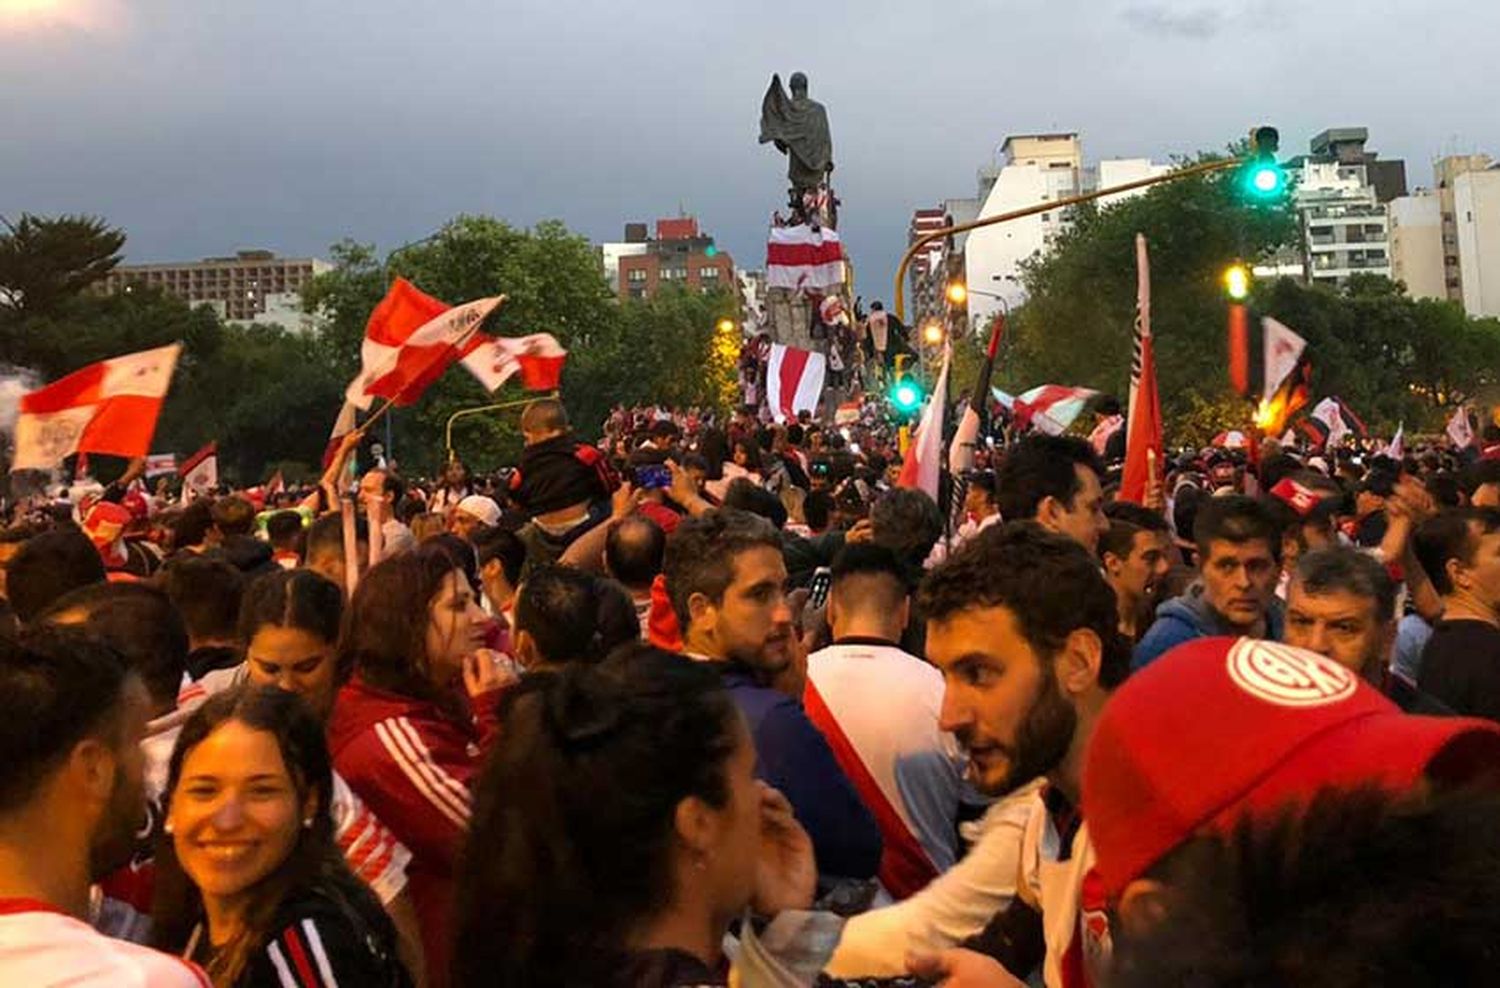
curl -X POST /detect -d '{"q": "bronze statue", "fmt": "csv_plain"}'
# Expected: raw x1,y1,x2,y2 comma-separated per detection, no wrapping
759,72,833,194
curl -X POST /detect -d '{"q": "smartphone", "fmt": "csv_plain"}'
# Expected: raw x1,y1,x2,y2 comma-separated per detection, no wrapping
635,464,672,490
808,566,833,611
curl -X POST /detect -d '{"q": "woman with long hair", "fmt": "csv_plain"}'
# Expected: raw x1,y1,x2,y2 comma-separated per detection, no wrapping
326,544,512,988
153,686,411,988
236,569,427,982
452,646,815,987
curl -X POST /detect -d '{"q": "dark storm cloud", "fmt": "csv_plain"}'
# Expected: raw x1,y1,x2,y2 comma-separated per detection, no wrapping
2,0,1497,299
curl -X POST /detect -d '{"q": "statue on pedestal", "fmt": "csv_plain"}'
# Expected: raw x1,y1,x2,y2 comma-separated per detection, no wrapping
759,72,835,221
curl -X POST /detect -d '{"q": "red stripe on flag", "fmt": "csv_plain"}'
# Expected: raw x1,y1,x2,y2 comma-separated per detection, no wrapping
766,241,846,266
73,395,168,459
18,363,107,414
365,278,449,347
776,347,810,419
519,353,565,391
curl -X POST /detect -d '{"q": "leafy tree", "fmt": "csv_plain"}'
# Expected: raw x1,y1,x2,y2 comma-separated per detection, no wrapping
0,213,125,320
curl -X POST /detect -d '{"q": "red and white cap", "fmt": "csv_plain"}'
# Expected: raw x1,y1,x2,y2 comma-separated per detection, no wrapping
1083,636,1500,899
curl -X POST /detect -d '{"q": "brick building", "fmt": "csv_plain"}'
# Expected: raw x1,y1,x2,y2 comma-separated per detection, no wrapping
611,217,735,301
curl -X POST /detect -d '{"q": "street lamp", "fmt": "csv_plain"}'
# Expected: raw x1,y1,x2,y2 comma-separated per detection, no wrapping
716,317,736,335
922,320,946,346
945,281,968,306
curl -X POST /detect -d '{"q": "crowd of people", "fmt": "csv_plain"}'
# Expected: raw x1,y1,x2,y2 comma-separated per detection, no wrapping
3,390,1500,987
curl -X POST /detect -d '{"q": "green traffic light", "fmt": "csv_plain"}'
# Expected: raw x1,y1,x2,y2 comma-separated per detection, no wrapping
704,245,718,257
1244,162,1286,199
891,382,922,412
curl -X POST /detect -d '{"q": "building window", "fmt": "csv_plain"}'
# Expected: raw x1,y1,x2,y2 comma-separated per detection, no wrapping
699,267,719,279
627,269,646,282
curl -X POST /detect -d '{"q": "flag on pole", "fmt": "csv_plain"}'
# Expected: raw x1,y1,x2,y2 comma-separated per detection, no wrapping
766,224,845,291
346,287,505,409
1121,233,1162,504
145,453,178,477
322,401,358,470
765,343,826,422
1383,422,1405,460
180,442,218,497
947,312,1006,535
1448,406,1475,449
460,333,568,392
897,345,951,501
12,343,181,471
1256,318,1310,437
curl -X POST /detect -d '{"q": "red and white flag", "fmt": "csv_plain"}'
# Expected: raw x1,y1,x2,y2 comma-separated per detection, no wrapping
12,343,181,471
144,453,178,477
766,224,845,291
322,401,358,470
765,343,826,422
1121,234,1162,504
460,333,567,392
1012,385,1098,435
1262,317,1307,405
1448,406,1475,449
897,345,951,501
345,278,504,409
180,442,218,496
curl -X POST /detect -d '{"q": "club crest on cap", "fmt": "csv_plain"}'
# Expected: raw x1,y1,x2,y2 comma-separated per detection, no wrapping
1226,639,1356,708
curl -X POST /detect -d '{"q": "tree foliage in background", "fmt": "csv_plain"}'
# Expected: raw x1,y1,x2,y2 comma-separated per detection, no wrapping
0,213,124,320
1000,155,1500,435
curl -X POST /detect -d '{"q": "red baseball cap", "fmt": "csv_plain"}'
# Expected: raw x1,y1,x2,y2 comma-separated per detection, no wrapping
1083,636,1500,899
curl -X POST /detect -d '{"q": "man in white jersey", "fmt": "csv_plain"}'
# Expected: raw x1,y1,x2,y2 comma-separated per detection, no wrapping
0,627,208,986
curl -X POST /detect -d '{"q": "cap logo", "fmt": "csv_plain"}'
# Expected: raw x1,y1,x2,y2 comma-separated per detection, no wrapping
1226,639,1356,708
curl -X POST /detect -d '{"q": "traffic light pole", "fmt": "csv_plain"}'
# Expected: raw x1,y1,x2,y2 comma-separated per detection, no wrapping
892,157,1240,323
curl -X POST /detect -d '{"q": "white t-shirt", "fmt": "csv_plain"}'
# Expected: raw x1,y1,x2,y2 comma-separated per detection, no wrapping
807,641,971,875
0,900,209,987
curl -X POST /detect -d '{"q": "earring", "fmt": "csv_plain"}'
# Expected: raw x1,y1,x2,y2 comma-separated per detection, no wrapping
163,820,175,835
302,818,314,829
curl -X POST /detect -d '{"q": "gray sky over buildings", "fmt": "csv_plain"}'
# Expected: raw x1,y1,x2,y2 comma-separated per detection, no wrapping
4,0,1498,302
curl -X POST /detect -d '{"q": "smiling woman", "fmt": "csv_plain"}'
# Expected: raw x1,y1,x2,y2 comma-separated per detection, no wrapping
152,686,412,988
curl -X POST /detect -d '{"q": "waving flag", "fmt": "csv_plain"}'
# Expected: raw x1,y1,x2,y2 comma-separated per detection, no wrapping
1120,234,1162,504
461,333,568,392
13,344,181,470
1448,406,1475,449
765,343,826,422
346,281,504,409
180,442,218,496
766,224,845,291
898,345,951,501
1256,318,1309,437
1012,385,1099,435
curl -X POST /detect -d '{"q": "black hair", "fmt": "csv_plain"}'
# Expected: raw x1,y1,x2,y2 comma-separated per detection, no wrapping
239,568,345,668
1459,459,1500,499
305,511,368,562
514,566,640,667
452,648,739,988
1414,507,1500,595
918,522,1131,689
0,627,132,813
604,516,666,591
830,543,909,615
40,582,188,712
732,438,764,472
265,510,304,549
803,489,833,532
871,488,946,575
1110,787,1500,988
722,477,787,530
473,526,528,588
1192,495,1283,564
160,554,246,642
1100,502,1171,562
172,501,214,550
995,435,1104,522
211,496,257,537
152,686,388,987
662,509,781,631
1293,546,1398,622
6,528,107,624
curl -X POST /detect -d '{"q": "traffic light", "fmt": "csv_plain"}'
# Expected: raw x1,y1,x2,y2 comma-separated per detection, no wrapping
704,244,719,257
1223,263,1252,301
890,379,924,414
945,281,968,305
1240,126,1286,202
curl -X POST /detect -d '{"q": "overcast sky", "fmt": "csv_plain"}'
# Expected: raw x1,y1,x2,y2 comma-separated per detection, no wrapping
4,0,1497,302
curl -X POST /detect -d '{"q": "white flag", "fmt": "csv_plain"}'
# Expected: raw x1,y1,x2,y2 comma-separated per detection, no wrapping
1448,406,1475,449
1310,397,1349,449
1262,317,1307,405
1383,422,1405,460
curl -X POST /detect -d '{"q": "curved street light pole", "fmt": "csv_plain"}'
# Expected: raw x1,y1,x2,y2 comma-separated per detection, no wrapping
893,157,1239,323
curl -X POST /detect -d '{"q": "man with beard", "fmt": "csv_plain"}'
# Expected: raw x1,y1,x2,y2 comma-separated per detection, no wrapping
0,627,208,985
904,523,1131,988
664,509,881,882
1099,504,1173,642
